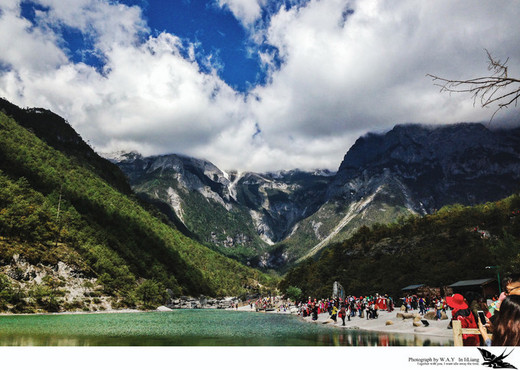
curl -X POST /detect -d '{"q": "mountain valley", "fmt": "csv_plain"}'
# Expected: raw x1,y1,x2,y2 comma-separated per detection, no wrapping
110,123,520,270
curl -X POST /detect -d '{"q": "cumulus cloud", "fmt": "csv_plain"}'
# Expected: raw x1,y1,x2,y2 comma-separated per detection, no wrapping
31,0,148,49
0,0,248,162
247,0,520,168
1,0,519,172
0,5,67,72
216,0,265,27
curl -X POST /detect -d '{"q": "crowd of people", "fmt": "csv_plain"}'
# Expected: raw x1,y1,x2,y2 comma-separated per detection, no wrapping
426,273,520,347
292,293,458,326
287,273,520,346
249,296,277,311
241,274,520,347
296,294,394,325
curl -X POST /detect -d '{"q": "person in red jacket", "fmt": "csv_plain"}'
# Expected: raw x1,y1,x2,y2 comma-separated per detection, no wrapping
447,293,480,346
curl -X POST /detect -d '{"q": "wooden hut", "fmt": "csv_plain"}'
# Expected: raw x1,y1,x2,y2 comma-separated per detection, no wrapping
401,284,425,296
448,278,498,299
401,284,444,298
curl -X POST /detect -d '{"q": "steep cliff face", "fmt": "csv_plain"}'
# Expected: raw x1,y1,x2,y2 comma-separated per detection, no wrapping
233,170,333,243
332,123,520,212
111,122,520,268
290,123,520,261
112,152,333,266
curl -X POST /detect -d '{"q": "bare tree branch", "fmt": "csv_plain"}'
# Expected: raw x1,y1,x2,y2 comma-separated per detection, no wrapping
427,49,520,121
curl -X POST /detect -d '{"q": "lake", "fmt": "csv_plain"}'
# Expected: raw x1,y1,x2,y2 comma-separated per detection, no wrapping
0,310,452,346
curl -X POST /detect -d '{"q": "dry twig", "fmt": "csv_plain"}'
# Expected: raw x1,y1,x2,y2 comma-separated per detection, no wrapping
427,50,520,121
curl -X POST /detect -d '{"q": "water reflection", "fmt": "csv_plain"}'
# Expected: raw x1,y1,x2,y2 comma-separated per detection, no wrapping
316,331,451,347
0,335,93,346
0,332,451,347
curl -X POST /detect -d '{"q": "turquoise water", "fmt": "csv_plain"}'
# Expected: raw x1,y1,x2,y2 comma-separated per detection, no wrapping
0,310,452,346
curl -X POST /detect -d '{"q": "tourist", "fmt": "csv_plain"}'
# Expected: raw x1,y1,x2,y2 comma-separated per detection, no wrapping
350,299,356,318
312,304,318,321
331,304,338,323
435,298,443,320
339,304,346,326
466,291,481,322
419,297,426,315
387,296,394,312
478,295,520,346
447,293,479,346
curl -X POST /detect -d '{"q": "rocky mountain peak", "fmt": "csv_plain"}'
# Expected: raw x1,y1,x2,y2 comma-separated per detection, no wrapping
338,123,496,174
334,122,520,213
110,122,520,268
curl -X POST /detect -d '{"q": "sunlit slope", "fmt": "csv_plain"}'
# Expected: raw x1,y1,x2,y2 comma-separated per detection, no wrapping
0,110,275,310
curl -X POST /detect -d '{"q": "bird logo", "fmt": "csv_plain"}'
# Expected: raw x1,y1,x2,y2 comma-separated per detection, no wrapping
478,348,517,369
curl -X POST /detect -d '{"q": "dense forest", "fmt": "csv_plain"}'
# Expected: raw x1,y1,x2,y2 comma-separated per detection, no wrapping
280,193,520,300
0,103,276,313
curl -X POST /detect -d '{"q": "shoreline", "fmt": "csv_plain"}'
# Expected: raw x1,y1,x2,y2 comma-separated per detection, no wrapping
0,308,144,317
233,304,454,339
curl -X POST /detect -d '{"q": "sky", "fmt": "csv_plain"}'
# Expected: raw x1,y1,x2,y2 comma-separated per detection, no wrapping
1,0,520,172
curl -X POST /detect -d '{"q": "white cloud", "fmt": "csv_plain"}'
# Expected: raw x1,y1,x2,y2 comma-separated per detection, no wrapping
0,0,248,164
246,0,520,168
1,0,519,172
32,0,148,50
0,4,67,72
216,0,264,27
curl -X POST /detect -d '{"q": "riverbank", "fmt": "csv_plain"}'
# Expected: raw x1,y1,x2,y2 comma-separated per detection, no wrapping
233,305,454,339
0,308,143,316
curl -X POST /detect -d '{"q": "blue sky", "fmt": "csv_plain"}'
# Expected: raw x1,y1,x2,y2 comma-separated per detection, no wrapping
1,0,519,171
121,0,264,91
19,0,284,91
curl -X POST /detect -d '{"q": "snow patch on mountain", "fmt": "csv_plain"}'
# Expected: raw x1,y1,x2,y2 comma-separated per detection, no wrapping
167,187,185,223
249,210,275,245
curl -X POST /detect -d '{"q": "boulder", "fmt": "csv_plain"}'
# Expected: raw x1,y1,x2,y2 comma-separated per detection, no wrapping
413,321,422,327
424,311,436,320
396,312,415,320
422,310,449,320
385,320,394,326
156,306,173,312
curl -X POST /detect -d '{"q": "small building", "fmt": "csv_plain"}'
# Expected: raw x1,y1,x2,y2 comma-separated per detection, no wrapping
402,284,425,295
448,278,498,299
401,284,446,298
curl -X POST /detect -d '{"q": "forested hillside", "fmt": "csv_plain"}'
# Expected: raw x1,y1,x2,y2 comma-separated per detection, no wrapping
113,123,520,271
0,106,275,313
279,193,520,300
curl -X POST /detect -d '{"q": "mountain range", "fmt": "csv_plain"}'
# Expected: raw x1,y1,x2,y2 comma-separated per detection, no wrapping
109,122,520,270
0,98,275,313
1,95,520,312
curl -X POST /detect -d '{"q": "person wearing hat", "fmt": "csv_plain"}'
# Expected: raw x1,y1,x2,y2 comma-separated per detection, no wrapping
447,293,479,346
